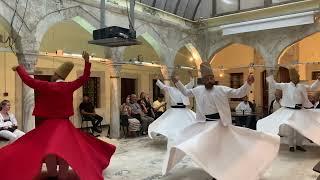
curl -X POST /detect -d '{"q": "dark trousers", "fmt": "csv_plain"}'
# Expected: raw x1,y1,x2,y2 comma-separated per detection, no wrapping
155,112,164,119
83,114,103,129
247,116,257,130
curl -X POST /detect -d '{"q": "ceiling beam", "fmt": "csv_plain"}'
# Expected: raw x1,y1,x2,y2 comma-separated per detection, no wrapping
164,0,168,11
192,0,202,20
174,0,182,14
212,0,216,17
183,0,191,18
152,0,157,7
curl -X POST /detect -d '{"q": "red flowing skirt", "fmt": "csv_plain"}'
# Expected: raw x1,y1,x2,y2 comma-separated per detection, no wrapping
0,119,116,180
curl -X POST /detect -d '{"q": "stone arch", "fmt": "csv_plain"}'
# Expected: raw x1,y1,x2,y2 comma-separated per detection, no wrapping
0,15,20,47
135,23,168,64
0,1,30,35
277,31,320,65
175,43,202,70
267,25,320,66
277,31,320,82
209,42,266,112
139,32,164,64
35,6,99,43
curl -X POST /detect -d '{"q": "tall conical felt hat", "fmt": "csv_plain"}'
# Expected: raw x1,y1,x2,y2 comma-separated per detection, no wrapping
288,67,299,80
55,61,74,80
200,62,213,77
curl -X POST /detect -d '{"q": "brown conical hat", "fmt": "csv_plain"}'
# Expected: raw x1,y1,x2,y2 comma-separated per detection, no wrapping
55,61,74,80
200,62,213,78
288,67,299,80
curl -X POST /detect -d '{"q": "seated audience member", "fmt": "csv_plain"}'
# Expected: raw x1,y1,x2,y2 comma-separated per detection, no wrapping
79,94,103,133
0,100,25,142
152,94,166,119
269,89,282,114
235,96,258,130
235,96,252,113
129,94,154,135
140,92,155,118
120,96,141,137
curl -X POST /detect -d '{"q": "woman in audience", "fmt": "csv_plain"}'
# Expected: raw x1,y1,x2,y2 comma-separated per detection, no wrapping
120,96,141,137
0,100,25,142
140,92,155,118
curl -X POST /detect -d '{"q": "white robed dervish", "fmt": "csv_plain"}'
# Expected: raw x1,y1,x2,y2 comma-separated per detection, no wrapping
148,79,196,143
257,68,320,147
163,62,280,180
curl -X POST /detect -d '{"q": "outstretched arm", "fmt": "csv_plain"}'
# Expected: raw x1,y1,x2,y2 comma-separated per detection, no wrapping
171,73,194,97
69,51,92,91
227,74,254,98
309,75,320,91
184,78,194,89
266,75,285,90
14,65,47,91
156,79,168,91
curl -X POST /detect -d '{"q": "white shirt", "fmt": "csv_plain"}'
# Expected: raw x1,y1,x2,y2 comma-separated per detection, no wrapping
153,100,166,112
314,101,320,109
235,101,252,113
266,76,320,108
272,100,282,112
200,89,219,115
156,79,193,106
176,81,251,126
0,113,17,128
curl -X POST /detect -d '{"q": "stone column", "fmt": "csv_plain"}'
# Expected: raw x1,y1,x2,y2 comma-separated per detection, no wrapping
265,60,277,108
17,52,38,132
110,65,121,138
160,65,174,108
109,47,125,139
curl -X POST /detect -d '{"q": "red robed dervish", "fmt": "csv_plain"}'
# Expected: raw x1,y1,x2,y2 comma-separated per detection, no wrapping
0,52,116,180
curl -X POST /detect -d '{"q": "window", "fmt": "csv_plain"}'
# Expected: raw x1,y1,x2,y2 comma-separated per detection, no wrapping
83,77,100,108
230,73,243,88
121,78,136,103
312,71,320,80
230,73,244,101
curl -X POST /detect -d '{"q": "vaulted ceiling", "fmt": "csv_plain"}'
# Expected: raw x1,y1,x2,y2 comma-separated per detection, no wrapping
138,0,214,21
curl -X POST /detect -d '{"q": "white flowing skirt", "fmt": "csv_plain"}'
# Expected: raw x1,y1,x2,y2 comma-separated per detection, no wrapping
148,108,196,141
257,107,320,145
163,121,280,180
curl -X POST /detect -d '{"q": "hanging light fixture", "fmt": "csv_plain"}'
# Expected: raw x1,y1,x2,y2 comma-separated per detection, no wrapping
249,63,254,74
218,65,224,77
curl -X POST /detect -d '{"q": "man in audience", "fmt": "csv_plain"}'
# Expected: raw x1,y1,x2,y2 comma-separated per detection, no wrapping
79,94,103,133
235,96,252,113
129,94,154,135
269,89,282,114
313,92,320,109
153,94,166,119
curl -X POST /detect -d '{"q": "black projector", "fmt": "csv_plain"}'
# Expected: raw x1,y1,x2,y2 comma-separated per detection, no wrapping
89,26,141,47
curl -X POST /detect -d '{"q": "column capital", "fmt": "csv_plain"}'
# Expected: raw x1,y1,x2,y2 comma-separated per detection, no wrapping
110,47,126,62
161,66,175,80
110,64,122,78
16,51,38,73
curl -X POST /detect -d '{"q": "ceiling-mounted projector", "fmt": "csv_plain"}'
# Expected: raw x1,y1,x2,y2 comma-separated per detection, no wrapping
88,26,141,47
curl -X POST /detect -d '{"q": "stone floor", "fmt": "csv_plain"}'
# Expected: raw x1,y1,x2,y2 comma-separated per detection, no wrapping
103,136,320,180
1,130,320,180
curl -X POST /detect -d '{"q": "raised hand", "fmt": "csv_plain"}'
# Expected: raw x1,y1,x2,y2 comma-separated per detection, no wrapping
82,51,90,62
12,66,19,71
171,71,179,83
247,74,255,85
